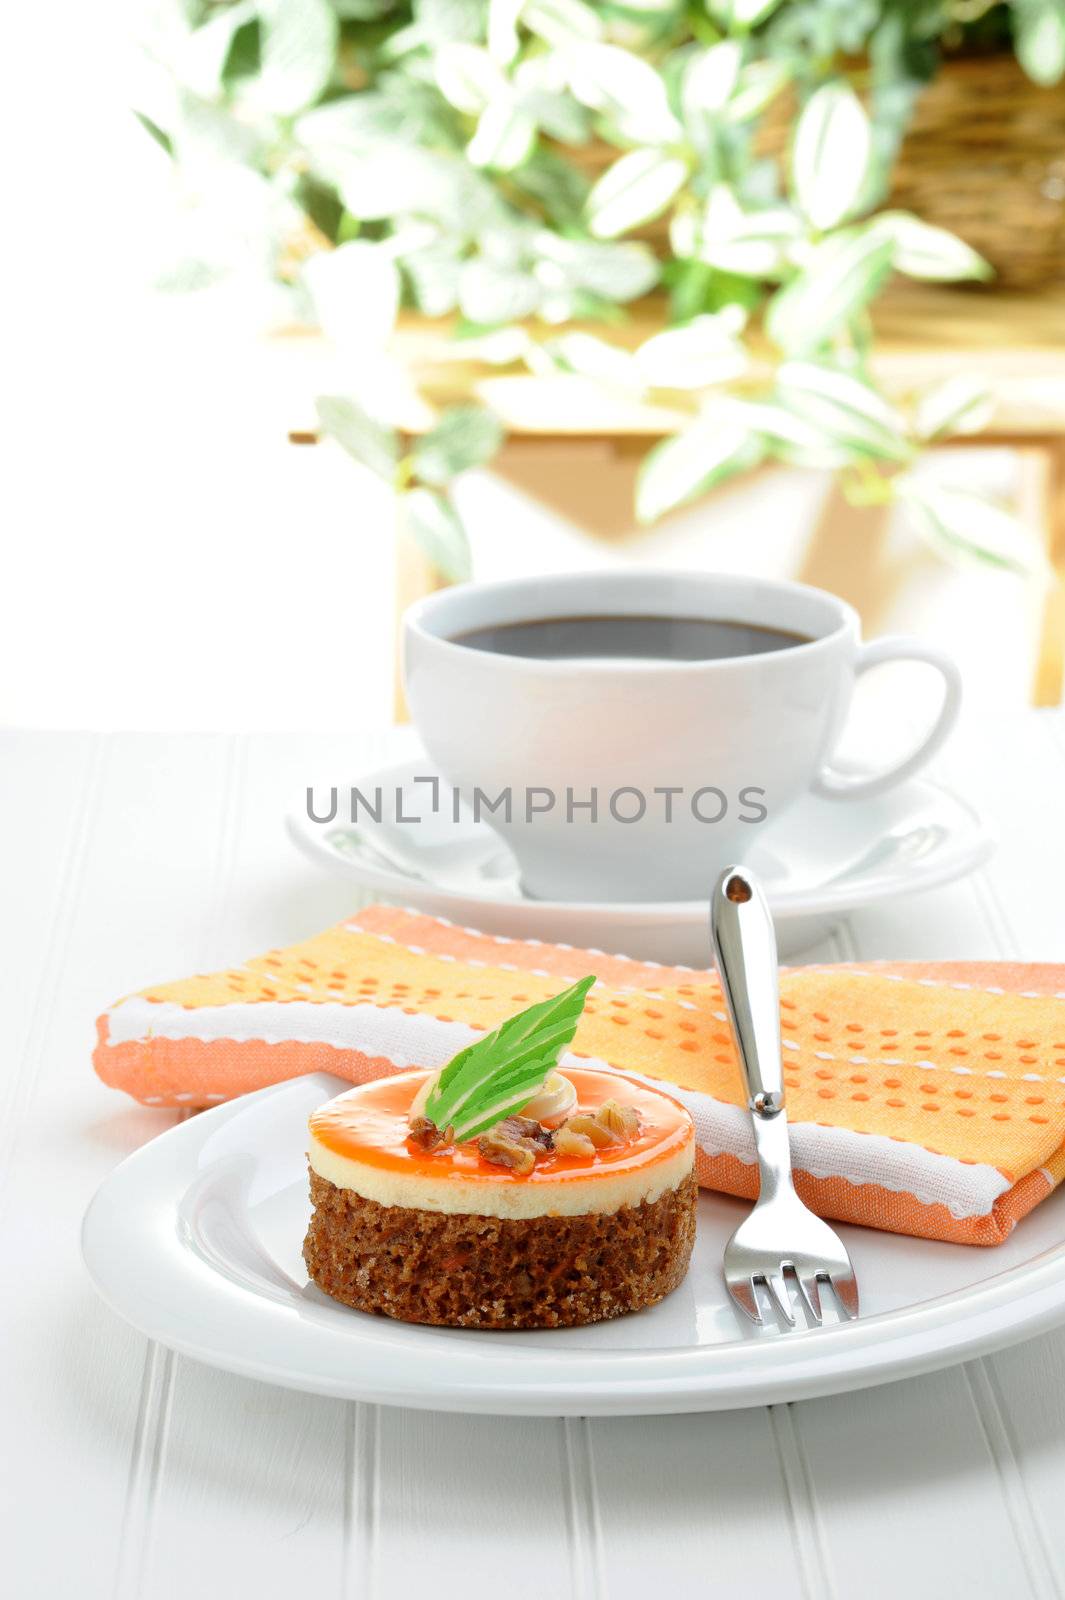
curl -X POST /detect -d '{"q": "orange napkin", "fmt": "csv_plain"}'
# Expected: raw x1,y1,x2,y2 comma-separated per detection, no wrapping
94,905,1065,1246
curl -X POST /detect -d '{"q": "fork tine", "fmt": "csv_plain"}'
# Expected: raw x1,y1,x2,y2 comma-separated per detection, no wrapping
829,1270,860,1320
796,1271,823,1325
764,1270,796,1326
727,1277,763,1325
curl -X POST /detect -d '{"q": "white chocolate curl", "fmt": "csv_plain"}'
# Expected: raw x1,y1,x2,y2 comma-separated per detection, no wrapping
409,1069,577,1129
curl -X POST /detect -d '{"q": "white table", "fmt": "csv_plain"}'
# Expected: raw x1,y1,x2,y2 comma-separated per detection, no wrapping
5,720,1065,1599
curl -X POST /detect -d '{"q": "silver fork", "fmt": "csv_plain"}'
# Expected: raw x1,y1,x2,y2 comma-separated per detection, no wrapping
710,865,860,1327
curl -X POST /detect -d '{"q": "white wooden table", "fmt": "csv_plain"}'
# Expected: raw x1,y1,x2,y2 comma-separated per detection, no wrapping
5,720,1065,1599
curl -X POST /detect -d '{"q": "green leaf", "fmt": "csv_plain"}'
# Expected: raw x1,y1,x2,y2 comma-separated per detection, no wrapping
682,41,742,128
913,376,995,442
791,82,872,232
402,487,473,583
1013,0,1065,86
695,189,803,278
414,0,484,43
710,0,784,24
586,148,689,240
335,149,496,226
549,332,642,387
724,59,790,123
488,0,525,63
413,407,505,483
766,229,894,355
523,0,602,47
565,43,682,142
868,211,992,283
776,361,910,461
133,110,173,158
434,43,501,113
303,241,399,350
722,397,851,463
515,82,592,144
329,1,396,15
443,326,534,365
402,244,463,316
895,477,1050,577
468,97,537,171
316,395,399,482
172,90,264,171
459,257,542,322
511,150,591,227
662,258,763,321
178,1,257,97
635,313,748,389
296,85,451,158
537,235,659,301
636,409,763,522
424,976,596,1141
256,0,337,115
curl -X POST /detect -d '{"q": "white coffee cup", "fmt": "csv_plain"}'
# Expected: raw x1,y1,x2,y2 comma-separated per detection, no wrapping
403,570,961,903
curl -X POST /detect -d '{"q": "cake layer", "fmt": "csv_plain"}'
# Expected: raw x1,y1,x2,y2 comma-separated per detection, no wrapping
304,1170,698,1328
307,1067,694,1219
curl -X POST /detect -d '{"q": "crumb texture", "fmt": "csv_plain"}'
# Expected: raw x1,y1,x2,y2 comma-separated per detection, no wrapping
304,1169,697,1329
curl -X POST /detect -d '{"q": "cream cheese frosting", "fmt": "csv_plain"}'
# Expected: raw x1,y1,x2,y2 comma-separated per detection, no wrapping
307,1068,695,1221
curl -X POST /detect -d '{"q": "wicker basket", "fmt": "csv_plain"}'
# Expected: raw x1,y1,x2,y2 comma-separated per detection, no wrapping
887,55,1065,288
577,54,1064,289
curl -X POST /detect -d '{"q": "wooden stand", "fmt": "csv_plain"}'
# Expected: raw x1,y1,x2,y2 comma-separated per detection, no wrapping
290,281,1065,708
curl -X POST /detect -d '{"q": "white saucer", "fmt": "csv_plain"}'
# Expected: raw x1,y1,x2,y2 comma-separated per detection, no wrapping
287,755,995,963
83,1073,1065,1416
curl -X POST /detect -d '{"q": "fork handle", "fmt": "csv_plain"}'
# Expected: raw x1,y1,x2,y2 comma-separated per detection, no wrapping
710,866,784,1119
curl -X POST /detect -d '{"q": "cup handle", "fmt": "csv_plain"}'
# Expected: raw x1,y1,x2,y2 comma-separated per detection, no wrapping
811,636,962,802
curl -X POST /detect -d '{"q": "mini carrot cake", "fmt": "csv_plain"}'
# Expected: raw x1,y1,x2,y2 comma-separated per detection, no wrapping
303,979,696,1329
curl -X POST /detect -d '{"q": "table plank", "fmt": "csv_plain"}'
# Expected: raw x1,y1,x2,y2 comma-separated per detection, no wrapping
108,734,386,1597
827,711,1065,1598
383,285,1065,438
947,715,1065,1591
980,1334,1065,1595
371,1412,576,1598
588,1410,812,1600
788,1369,1040,1600
0,735,234,1598
142,1365,348,1600
277,282,1065,439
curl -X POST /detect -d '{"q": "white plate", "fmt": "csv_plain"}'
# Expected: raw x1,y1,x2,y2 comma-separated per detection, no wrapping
84,1072,1065,1416
288,757,995,963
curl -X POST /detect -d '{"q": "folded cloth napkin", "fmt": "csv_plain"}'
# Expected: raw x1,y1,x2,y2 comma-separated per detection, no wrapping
94,904,1065,1246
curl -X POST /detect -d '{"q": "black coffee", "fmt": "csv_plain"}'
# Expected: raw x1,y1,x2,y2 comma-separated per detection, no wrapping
450,614,810,662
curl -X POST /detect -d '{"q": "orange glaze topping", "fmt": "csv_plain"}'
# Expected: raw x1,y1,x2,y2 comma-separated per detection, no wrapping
309,1067,693,1187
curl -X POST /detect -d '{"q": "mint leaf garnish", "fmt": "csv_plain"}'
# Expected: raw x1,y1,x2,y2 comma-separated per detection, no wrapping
424,975,595,1142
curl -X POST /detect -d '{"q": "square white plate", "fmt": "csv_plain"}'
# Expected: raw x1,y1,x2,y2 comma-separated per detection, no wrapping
83,1073,1065,1415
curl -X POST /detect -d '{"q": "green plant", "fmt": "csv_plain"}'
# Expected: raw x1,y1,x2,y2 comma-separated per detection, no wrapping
316,395,503,578
136,0,1063,577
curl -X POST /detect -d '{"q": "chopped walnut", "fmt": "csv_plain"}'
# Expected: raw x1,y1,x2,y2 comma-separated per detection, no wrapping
554,1101,641,1158
477,1115,555,1173
408,1116,454,1152
553,1123,597,1158
597,1099,641,1139
477,1130,537,1175
498,1115,554,1149
565,1113,618,1149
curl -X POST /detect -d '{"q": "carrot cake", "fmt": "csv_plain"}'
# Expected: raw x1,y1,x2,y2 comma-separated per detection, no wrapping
304,1063,696,1329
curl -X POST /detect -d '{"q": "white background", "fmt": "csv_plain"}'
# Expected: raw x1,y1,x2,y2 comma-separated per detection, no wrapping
0,3,1048,732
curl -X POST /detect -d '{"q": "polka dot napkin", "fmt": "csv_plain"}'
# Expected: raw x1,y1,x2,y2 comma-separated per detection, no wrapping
94,904,1065,1245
